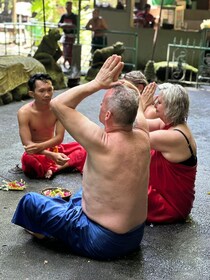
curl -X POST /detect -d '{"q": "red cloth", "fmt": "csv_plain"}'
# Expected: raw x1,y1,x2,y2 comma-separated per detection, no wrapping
63,36,75,65
21,142,87,179
147,150,197,223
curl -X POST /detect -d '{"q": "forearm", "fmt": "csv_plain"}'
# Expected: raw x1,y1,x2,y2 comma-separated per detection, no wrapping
23,136,63,155
51,80,101,110
41,149,55,159
51,55,123,114
135,98,148,131
38,137,63,151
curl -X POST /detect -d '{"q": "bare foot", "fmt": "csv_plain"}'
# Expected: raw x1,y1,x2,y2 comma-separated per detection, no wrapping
25,229,46,239
45,169,53,179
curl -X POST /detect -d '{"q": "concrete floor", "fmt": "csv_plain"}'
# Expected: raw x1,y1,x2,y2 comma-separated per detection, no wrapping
0,86,209,280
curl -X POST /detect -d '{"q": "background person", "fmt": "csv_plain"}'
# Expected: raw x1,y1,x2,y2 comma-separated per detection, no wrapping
85,8,108,54
124,70,157,119
12,55,151,260
18,73,86,179
116,1,124,9
58,1,77,68
141,83,197,223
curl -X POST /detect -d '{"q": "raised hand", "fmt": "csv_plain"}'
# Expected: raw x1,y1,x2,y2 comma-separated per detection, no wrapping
141,82,157,110
94,55,124,89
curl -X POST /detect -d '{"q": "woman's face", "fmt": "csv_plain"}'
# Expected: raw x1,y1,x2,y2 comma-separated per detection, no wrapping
154,94,166,121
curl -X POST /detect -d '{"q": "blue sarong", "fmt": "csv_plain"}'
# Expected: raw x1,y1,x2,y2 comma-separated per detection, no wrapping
12,190,145,260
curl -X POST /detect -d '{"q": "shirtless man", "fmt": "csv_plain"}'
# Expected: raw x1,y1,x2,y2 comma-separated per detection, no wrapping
18,73,86,179
12,56,152,260
85,8,108,54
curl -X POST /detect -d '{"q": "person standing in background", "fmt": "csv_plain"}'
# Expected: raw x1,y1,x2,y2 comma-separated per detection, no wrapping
85,8,108,54
58,1,77,69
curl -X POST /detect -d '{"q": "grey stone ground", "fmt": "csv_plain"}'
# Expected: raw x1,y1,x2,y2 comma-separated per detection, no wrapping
0,85,209,280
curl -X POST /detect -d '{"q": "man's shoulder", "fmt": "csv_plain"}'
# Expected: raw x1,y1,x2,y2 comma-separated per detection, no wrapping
17,102,34,121
68,13,77,18
133,127,150,140
18,102,33,112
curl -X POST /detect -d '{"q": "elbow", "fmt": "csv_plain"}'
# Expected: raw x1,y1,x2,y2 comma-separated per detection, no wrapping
50,99,60,115
50,99,56,109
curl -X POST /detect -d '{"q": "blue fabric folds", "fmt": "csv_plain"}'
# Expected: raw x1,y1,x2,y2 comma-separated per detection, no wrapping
12,190,145,260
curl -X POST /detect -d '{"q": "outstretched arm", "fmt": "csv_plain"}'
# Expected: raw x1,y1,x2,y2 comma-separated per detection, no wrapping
50,55,124,149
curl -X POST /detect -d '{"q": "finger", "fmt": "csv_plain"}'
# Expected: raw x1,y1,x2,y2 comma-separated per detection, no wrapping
103,55,119,69
112,62,124,81
63,157,70,161
109,55,122,72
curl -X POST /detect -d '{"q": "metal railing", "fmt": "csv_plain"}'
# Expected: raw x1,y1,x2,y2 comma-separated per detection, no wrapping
0,21,138,73
165,37,210,86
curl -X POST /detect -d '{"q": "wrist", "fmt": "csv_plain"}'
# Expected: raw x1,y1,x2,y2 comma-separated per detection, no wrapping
87,79,103,93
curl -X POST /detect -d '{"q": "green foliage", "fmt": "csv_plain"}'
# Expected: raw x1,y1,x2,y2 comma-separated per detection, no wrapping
151,0,176,5
31,0,94,46
31,0,91,23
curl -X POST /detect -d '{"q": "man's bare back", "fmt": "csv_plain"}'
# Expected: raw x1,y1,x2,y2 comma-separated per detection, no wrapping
82,129,150,233
51,56,151,234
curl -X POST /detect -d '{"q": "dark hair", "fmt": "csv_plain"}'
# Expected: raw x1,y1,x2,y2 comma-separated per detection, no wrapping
28,73,52,91
144,4,151,10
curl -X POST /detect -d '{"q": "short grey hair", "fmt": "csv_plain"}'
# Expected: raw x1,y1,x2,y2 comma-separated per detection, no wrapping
159,83,189,126
107,84,139,125
124,71,148,87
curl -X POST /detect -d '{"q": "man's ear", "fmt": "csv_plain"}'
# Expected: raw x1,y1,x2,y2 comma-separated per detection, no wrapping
105,110,112,121
28,91,34,98
138,84,145,94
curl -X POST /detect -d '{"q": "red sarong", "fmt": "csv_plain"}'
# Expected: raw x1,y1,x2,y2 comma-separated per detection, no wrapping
63,35,75,65
147,150,197,223
21,142,87,179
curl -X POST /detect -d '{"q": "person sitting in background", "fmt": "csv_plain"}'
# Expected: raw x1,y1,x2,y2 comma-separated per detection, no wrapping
18,73,86,179
85,8,108,54
12,55,151,260
134,4,155,28
124,70,157,119
141,83,197,223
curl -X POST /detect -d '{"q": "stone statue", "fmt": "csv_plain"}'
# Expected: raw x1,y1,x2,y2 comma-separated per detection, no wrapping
86,41,125,80
0,55,46,105
33,28,66,89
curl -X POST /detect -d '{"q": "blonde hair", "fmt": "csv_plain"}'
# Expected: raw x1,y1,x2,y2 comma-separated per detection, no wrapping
159,83,189,125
